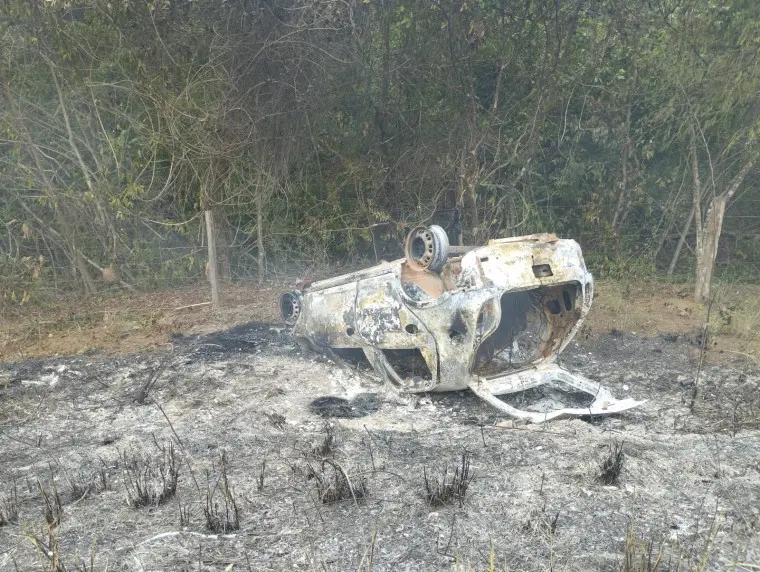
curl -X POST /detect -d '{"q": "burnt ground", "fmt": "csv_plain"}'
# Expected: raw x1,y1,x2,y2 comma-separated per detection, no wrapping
0,324,759,571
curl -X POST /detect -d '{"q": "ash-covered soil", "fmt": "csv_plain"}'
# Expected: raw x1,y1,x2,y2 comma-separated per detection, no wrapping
0,324,758,571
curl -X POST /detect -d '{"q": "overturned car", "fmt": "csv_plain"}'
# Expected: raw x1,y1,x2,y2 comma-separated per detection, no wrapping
281,226,644,423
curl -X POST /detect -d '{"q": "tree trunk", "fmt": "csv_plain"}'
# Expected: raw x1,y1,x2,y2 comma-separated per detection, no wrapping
693,157,754,301
256,174,266,286
74,250,97,295
212,208,231,282
200,174,231,283
205,210,220,310
694,195,725,302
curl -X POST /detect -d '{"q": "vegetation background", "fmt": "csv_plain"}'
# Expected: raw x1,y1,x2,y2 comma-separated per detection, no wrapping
1,0,759,308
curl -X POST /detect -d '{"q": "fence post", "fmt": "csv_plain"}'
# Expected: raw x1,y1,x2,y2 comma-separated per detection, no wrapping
204,210,220,310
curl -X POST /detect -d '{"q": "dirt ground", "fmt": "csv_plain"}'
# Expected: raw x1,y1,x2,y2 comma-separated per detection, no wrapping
0,281,759,571
2,280,758,364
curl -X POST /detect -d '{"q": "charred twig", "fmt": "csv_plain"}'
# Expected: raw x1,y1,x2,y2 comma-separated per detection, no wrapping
257,460,266,492
154,400,202,496
440,513,457,556
134,356,171,405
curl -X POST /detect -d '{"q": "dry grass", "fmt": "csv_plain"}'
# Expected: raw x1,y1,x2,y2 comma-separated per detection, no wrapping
589,280,760,360
62,468,98,502
620,529,671,572
27,526,102,572
452,544,510,572
356,531,377,572
0,282,283,361
710,285,760,342
4,278,758,365
522,503,561,536
618,515,723,572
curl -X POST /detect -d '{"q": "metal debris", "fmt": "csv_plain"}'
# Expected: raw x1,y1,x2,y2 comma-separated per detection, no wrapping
281,226,645,423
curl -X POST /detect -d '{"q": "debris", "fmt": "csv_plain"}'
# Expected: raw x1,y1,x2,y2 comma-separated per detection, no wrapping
281,225,645,423
174,302,212,311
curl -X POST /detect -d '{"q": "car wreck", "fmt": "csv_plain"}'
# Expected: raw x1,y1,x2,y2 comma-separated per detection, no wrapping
281,226,644,423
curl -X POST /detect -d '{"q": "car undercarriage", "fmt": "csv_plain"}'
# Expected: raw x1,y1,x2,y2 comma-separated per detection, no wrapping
281,226,644,423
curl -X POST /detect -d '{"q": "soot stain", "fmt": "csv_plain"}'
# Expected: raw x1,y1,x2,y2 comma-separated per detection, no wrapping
309,393,382,418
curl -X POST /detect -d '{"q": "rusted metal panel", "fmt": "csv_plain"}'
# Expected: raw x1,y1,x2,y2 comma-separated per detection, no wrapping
282,226,644,422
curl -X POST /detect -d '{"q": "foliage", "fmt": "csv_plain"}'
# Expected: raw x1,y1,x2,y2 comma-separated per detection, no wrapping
0,0,757,298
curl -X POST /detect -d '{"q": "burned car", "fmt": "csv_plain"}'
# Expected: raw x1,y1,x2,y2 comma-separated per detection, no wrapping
281,226,644,423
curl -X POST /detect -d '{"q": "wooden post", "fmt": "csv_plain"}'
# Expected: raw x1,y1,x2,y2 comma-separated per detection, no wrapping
204,210,220,310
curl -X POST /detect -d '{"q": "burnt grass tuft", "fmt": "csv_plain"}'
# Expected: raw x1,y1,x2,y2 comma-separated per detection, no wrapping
38,478,63,527
64,468,96,501
264,412,286,428
0,480,19,526
310,423,335,458
620,523,682,572
203,451,240,533
95,459,112,493
424,451,473,507
598,440,625,485
309,461,368,504
1,318,758,569
179,498,192,528
121,440,181,508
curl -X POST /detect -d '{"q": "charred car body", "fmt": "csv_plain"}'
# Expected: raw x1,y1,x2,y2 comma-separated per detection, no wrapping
281,226,644,423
